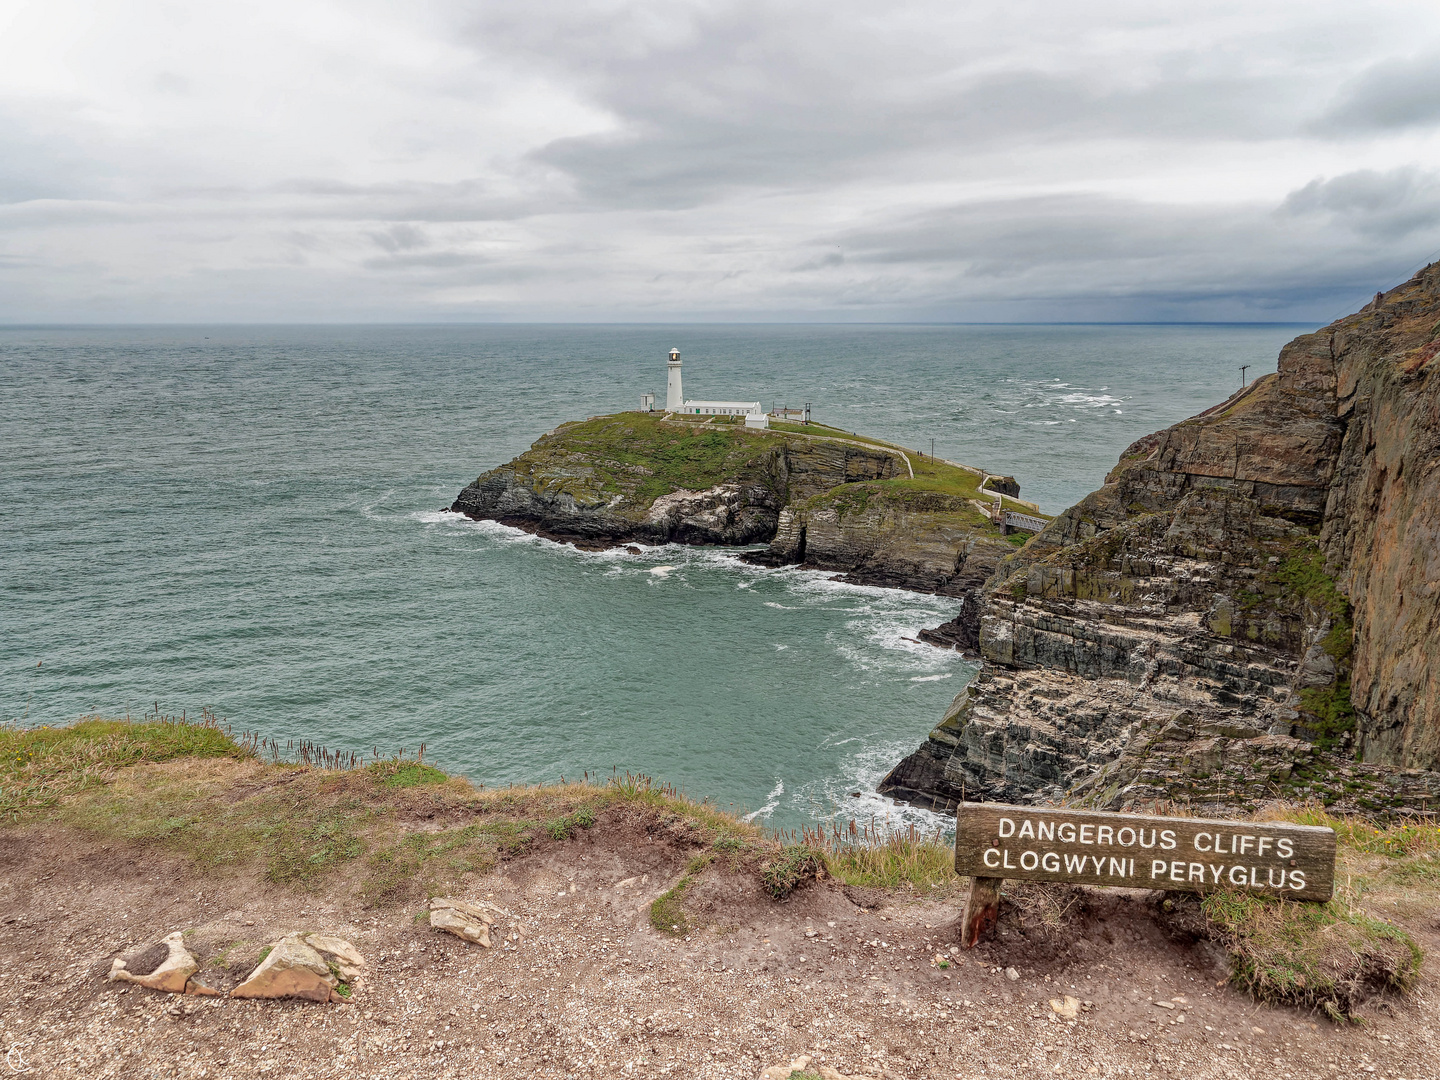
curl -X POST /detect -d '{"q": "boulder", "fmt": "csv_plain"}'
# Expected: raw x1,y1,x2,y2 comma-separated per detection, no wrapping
428,897,510,946
1050,994,1080,1019
230,932,365,1003
108,932,198,994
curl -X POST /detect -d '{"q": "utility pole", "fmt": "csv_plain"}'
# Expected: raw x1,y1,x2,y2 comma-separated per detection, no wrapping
930,438,935,462
1240,365,1250,387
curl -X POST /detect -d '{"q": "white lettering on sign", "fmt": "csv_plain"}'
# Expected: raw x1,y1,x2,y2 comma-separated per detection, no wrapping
980,818,1311,892
958,802,1334,900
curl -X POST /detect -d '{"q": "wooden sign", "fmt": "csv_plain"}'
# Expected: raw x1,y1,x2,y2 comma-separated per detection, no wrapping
953,802,1336,946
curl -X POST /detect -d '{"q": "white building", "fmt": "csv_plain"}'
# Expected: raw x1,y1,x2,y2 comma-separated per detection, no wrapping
656,348,769,428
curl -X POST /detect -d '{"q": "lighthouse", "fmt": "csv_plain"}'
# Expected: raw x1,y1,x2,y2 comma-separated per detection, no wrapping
665,347,683,411
647,347,768,427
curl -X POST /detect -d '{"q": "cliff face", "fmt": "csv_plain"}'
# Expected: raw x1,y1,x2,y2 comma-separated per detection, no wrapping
881,266,1440,816
452,414,1024,599
754,488,1014,597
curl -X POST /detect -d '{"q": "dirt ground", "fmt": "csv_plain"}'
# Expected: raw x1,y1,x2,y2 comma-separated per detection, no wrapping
0,815,1435,1080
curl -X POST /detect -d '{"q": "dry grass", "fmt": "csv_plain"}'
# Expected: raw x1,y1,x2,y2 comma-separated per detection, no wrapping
783,819,958,893
2,720,773,907
0,710,250,821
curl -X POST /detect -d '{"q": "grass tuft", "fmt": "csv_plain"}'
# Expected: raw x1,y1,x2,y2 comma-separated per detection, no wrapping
545,805,598,840
650,877,693,936
1200,890,1420,1019
760,846,823,900
1,713,249,821
782,819,957,892
368,760,448,789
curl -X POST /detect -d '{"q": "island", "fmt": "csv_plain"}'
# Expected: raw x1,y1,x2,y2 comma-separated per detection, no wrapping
451,408,1049,647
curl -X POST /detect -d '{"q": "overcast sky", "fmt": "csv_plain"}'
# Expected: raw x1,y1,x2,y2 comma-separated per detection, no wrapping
2,0,1439,323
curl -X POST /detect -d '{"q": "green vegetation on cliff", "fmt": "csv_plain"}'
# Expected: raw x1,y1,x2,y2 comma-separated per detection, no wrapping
514,412,1043,521
1272,544,1357,750
528,414,771,504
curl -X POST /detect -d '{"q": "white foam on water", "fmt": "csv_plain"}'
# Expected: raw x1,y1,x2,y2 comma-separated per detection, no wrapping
772,643,790,650
743,779,785,823
446,516,553,547
763,601,797,610
785,735,955,839
910,673,952,682
648,565,676,578
1056,391,1124,408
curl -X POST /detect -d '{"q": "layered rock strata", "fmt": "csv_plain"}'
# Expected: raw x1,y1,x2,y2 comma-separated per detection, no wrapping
751,492,1013,598
881,266,1440,815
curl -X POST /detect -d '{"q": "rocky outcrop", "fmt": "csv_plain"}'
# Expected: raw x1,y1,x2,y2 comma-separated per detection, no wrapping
108,932,203,995
426,896,522,947
758,488,1015,599
882,265,1440,815
453,414,1026,601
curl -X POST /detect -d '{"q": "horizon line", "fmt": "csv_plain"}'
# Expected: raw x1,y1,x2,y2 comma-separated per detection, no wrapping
0,319,1320,329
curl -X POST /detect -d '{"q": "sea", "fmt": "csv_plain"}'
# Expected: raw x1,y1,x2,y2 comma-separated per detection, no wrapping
1,323,1305,832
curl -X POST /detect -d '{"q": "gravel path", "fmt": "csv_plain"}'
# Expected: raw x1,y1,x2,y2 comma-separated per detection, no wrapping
1,824,1435,1079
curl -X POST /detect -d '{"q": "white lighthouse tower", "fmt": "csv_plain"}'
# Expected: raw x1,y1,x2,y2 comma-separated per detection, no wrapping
665,347,683,411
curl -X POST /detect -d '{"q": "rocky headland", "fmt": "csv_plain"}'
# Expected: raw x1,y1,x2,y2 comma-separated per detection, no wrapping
881,266,1440,818
451,413,1039,608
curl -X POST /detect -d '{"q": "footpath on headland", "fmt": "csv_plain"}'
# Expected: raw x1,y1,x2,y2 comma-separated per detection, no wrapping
1,718,1434,1080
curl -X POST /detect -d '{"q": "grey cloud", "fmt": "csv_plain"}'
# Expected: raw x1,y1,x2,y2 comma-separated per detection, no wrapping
525,66,1292,209
1316,53,1440,132
1280,168,1440,240
368,223,431,252
360,249,489,271
3,0,1440,322
807,179,1440,319
792,251,844,272
473,1,1310,208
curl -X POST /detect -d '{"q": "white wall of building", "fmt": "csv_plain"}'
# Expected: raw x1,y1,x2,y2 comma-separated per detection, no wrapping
677,400,762,416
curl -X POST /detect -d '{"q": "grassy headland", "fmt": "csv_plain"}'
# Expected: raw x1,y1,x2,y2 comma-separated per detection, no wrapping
510,411,1044,524
2,715,1427,1019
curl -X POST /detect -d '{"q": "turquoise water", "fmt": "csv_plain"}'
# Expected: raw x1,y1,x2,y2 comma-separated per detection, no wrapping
1,324,1303,829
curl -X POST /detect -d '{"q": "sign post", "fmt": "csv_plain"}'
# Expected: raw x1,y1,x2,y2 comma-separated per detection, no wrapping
954,802,1336,947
